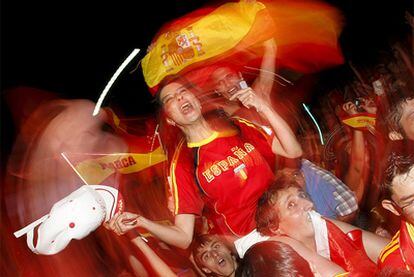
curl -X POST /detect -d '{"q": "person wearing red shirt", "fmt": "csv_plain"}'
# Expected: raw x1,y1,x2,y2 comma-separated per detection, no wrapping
378,153,414,272
254,176,388,275
105,76,302,249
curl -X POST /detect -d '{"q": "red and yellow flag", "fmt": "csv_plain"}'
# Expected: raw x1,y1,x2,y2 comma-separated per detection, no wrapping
341,113,376,130
142,0,344,94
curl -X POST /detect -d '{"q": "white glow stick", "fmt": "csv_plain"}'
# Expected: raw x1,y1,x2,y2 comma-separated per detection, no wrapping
303,103,325,145
93,49,141,116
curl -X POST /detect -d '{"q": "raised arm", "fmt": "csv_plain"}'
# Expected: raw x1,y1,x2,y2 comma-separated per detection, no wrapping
230,88,303,158
252,38,277,99
105,212,196,249
341,101,368,205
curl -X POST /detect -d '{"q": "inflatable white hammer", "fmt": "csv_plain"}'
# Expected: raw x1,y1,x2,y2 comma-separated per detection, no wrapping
14,185,123,255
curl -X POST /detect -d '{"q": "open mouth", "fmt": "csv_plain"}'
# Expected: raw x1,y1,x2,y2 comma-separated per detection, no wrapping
180,102,193,114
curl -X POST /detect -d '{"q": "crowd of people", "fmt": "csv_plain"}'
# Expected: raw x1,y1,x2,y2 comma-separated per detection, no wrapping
104,22,413,275
3,2,413,277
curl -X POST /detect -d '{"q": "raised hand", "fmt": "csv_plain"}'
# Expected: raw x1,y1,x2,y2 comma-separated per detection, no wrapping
342,101,358,115
229,87,269,113
359,98,377,114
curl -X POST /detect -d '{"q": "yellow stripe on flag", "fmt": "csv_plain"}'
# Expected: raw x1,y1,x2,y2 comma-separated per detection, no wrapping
342,115,376,129
74,147,166,184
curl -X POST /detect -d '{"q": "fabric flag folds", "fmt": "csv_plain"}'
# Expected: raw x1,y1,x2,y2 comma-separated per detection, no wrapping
142,0,344,94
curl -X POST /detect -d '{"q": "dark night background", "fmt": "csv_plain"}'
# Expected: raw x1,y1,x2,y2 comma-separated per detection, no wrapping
1,0,412,162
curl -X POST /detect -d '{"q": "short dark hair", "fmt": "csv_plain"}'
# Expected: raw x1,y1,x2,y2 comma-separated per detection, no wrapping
382,152,414,199
191,234,216,268
236,241,313,277
154,74,199,106
255,176,303,236
376,87,414,137
191,234,233,277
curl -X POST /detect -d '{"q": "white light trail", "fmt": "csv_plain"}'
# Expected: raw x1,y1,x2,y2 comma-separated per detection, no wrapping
302,103,325,145
93,49,141,116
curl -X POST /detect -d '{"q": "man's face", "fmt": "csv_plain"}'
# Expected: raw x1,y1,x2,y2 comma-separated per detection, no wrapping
196,237,237,277
211,67,243,99
390,166,414,225
399,98,414,140
273,187,315,240
159,82,202,126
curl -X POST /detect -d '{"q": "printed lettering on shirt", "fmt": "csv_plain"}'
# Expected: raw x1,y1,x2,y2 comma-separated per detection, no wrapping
232,147,247,160
202,169,215,183
244,143,254,153
211,164,222,176
217,160,230,171
227,156,239,166
201,143,256,183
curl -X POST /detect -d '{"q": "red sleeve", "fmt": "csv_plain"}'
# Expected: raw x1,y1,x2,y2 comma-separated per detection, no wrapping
170,147,204,216
234,118,276,169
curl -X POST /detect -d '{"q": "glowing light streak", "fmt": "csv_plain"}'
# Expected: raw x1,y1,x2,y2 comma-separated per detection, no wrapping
243,66,293,84
93,49,141,116
302,103,324,145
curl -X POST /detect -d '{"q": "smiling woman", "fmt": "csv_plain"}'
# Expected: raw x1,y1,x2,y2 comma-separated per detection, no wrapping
105,73,303,249
159,80,204,130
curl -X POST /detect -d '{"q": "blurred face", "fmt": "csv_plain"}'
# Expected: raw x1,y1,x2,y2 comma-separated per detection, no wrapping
196,237,237,277
211,67,243,99
274,187,315,241
40,100,128,155
399,98,414,140
390,166,414,225
159,82,202,126
277,169,306,188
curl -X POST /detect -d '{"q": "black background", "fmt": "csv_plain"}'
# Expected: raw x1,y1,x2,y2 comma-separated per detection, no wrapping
1,0,412,158
1,0,411,109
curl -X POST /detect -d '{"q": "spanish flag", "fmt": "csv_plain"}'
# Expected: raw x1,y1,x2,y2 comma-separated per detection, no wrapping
142,0,344,94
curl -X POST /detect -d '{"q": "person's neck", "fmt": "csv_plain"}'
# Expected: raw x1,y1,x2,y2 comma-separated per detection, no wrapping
182,118,215,143
302,236,317,252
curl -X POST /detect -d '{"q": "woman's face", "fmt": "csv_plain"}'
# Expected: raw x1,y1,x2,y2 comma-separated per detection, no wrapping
159,82,202,127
